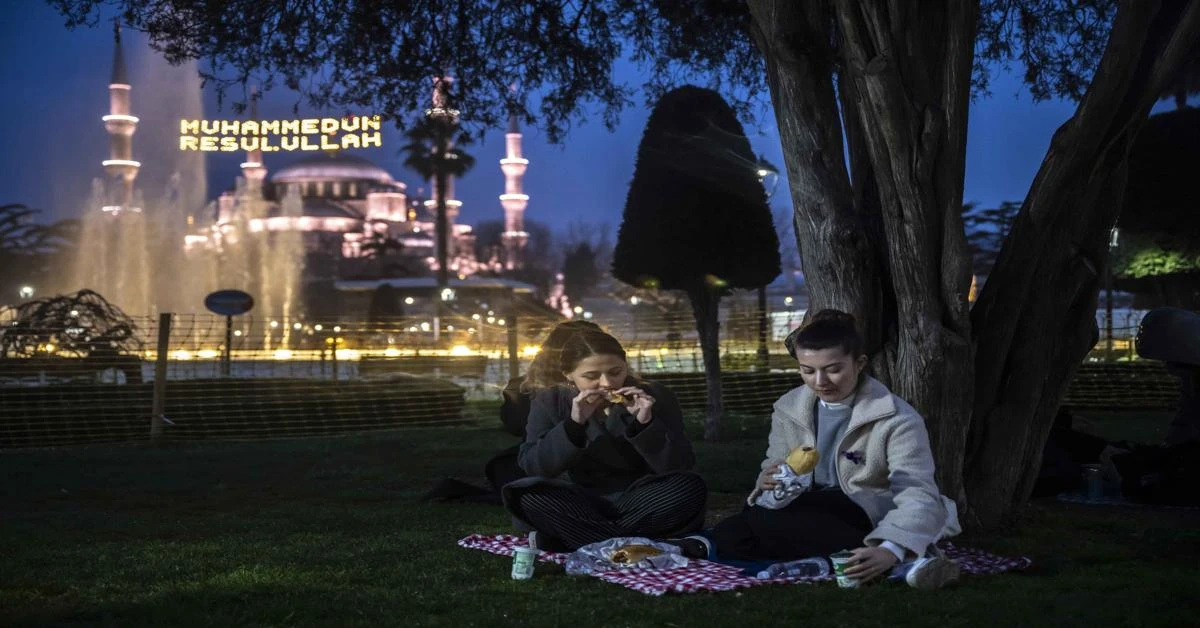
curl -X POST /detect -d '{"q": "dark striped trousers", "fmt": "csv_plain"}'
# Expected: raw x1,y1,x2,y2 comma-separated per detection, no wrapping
508,471,707,550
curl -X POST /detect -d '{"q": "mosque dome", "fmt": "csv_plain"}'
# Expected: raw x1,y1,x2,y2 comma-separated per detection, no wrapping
271,153,397,185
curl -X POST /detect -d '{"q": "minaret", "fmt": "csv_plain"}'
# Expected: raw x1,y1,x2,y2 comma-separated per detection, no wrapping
101,22,141,213
499,112,529,270
240,87,267,195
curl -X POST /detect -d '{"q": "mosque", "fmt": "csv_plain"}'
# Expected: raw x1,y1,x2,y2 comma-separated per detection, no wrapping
95,25,547,321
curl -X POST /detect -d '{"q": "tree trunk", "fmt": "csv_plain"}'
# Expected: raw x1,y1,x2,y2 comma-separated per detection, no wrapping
749,0,978,503
746,1,882,345
831,0,978,505
689,287,724,441
435,169,450,290
966,0,1200,528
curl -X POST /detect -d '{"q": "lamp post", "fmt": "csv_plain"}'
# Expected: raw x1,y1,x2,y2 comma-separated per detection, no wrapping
1105,227,1120,359
18,285,34,300
755,156,780,372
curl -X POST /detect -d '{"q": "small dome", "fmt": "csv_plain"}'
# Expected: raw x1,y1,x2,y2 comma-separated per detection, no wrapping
272,153,396,185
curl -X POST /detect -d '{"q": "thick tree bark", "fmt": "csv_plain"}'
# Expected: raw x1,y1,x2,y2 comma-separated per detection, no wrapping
689,288,724,441
749,0,977,502
967,0,1200,528
831,0,978,505
745,1,881,347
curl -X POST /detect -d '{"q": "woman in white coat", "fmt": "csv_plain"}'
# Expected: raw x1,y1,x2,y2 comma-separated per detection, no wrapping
678,310,962,589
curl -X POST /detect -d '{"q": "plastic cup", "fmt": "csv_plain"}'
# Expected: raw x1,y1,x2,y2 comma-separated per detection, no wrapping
830,550,859,588
511,546,539,580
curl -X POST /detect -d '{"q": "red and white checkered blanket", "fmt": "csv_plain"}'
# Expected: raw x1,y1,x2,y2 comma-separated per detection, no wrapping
457,534,1032,596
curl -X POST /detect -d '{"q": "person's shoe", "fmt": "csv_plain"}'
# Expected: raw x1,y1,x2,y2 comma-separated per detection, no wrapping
663,535,712,560
905,555,961,590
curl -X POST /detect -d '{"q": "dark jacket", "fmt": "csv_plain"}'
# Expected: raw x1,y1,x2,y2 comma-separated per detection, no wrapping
516,382,694,495
499,376,531,437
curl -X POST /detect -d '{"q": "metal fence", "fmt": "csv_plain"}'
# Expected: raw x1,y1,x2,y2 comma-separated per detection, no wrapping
0,306,1174,448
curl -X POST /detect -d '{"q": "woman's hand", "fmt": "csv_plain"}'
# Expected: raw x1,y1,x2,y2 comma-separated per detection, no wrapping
842,546,899,583
757,462,783,491
570,388,608,424
615,386,655,424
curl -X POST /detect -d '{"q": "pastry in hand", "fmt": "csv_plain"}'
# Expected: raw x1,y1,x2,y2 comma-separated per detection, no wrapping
611,544,664,564
604,390,627,405
785,446,820,475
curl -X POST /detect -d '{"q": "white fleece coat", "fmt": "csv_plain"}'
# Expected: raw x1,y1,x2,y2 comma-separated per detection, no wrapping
747,376,961,557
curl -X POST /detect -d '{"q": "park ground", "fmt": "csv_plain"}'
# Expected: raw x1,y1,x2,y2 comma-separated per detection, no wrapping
1,403,1198,627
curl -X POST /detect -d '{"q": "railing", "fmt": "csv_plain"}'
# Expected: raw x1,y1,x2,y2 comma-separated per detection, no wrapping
0,307,1175,448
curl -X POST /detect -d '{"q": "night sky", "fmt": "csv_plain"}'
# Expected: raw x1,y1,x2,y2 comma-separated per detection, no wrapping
1,2,1166,254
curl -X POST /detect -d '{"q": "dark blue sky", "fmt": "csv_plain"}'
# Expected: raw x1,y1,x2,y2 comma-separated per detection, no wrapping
1,3,1163,249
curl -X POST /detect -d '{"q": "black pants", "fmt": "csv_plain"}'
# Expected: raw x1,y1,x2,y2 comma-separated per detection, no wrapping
706,489,873,561
507,472,707,550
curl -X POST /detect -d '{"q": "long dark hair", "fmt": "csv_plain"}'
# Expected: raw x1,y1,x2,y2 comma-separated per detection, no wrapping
520,320,602,392
558,328,628,375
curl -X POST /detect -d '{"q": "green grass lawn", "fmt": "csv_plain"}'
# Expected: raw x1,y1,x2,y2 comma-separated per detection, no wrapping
2,405,1197,627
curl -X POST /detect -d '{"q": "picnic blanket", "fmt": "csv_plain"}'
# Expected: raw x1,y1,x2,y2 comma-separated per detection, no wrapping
457,534,1033,596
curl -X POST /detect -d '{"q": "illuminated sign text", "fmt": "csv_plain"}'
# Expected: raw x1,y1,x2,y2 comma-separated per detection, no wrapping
179,115,383,152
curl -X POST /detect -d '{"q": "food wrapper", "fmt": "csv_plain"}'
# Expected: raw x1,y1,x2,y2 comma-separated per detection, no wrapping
754,463,813,509
564,537,689,576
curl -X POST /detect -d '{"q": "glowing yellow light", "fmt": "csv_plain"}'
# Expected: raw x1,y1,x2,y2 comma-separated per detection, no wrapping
408,326,418,332
486,316,495,324
384,347,401,357
335,349,360,360
233,330,243,337
333,326,342,332
660,347,670,354
450,345,473,356
314,324,324,331
630,297,639,305
522,345,540,357
293,323,303,330
405,297,415,305
269,321,279,329
179,116,383,152
497,319,506,326
447,325,455,331
472,314,481,320
420,322,431,332
172,350,193,360
573,306,583,314
44,343,56,354
197,349,219,359
784,296,794,305
274,349,294,360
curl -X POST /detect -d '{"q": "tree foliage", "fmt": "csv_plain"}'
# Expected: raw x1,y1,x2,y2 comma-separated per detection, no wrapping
0,204,77,301
0,289,141,358
962,201,1021,277
613,85,779,440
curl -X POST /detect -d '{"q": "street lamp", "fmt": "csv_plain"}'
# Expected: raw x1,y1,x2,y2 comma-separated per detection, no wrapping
1105,227,1120,358
18,286,34,300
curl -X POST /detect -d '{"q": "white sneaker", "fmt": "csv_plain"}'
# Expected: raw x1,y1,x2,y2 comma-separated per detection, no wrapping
905,555,961,590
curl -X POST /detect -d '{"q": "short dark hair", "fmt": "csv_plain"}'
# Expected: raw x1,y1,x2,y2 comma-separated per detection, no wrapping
784,309,864,359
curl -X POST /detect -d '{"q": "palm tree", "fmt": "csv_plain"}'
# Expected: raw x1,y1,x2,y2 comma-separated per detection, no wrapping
399,116,476,290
